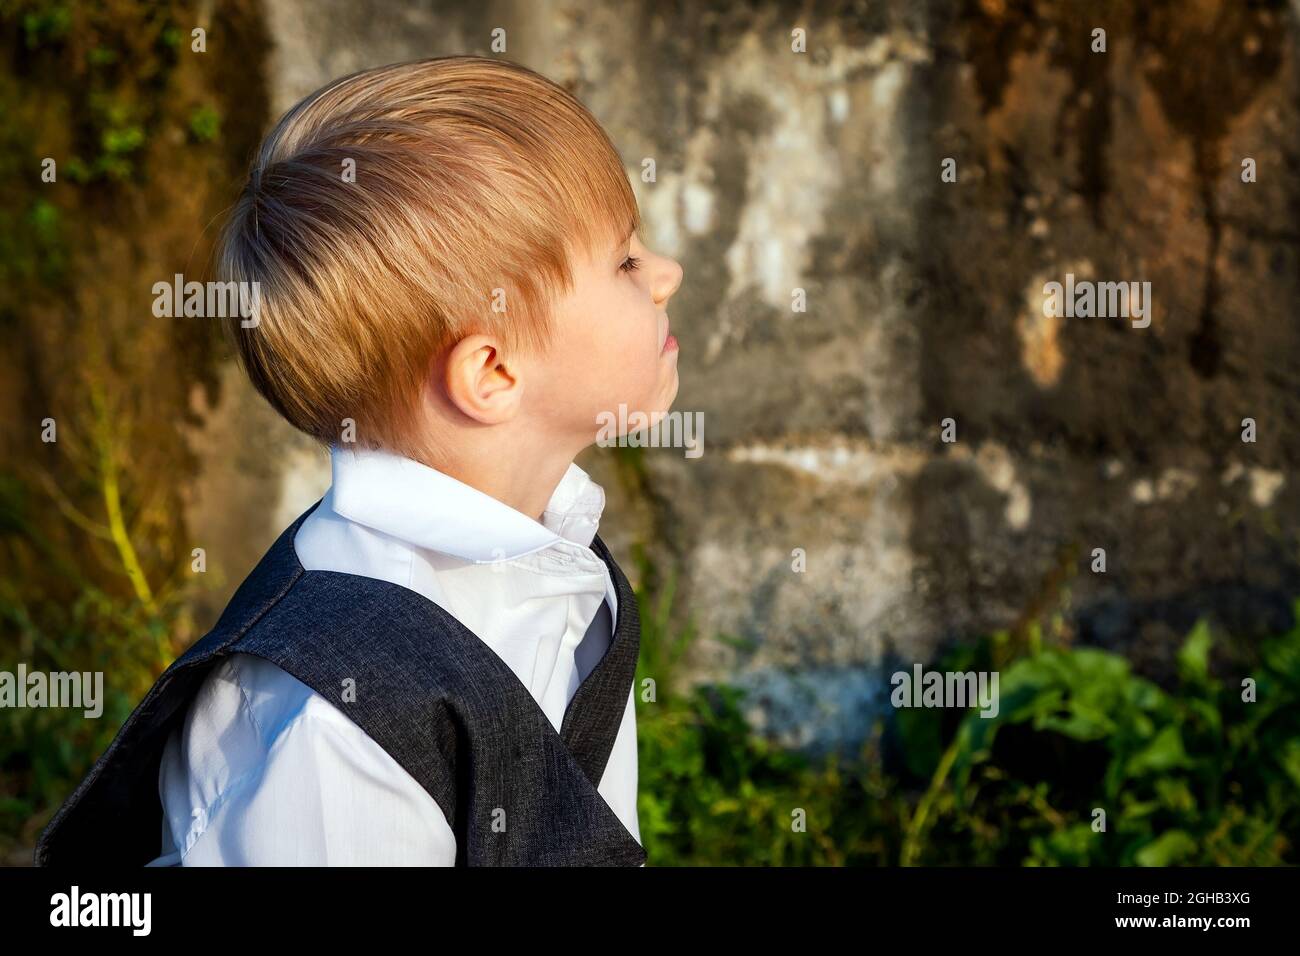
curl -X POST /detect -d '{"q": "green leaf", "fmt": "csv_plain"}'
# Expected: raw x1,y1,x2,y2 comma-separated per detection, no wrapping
188,105,222,143
1278,740,1300,790
1135,830,1197,867
1125,725,1190,777
101,126,145,156
1177,619,1213,685
1039,704,1114,741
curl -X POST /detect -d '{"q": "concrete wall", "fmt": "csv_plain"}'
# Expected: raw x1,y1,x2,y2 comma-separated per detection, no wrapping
188,0,1300,756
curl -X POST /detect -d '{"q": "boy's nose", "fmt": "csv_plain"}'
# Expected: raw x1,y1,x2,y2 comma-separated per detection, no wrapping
654,256,684,307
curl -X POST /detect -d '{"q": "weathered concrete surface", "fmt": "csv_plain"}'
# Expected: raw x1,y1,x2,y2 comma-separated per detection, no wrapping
188,0,1300,756
911,0,1300,681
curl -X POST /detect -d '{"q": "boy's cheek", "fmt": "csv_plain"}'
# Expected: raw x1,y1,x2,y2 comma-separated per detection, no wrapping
548,334,661,425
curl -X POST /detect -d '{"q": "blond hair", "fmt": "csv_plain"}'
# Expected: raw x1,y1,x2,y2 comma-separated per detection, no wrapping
215,55,639,459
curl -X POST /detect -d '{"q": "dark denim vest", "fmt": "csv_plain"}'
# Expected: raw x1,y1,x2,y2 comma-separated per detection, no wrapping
34,500,646,867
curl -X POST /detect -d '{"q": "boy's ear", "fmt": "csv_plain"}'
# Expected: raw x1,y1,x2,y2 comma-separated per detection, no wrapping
442,334,523,424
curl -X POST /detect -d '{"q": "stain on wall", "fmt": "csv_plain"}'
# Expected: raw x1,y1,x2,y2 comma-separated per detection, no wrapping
180,0,1300,757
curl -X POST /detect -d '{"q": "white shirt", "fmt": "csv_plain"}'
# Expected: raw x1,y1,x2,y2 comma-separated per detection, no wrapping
147,444,640,865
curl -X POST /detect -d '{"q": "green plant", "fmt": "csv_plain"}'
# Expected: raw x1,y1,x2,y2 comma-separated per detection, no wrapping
633,567,1300,866
910,611,1300,865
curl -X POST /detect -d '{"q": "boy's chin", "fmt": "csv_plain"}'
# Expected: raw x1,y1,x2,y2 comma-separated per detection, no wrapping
636,379,679,425
591,402,674,444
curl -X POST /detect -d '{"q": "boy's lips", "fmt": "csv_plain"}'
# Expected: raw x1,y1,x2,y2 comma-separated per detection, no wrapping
661,317,677,353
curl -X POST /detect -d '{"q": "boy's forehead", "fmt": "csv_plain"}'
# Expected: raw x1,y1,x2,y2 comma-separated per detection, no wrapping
597,212,632,243
575,219,636,265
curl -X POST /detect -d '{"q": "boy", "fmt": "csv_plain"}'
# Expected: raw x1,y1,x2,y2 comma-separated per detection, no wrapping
35,54,682,866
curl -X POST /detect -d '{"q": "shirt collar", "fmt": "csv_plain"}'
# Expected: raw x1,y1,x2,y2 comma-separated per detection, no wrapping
328,444,606,564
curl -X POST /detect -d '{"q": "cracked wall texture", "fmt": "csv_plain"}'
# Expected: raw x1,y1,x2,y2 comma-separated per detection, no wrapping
188,0,1300,756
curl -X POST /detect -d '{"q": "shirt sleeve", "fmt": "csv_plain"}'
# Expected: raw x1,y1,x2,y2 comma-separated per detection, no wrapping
164,654,457,866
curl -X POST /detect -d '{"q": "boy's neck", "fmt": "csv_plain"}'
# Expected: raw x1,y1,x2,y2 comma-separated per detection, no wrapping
420,433,583,524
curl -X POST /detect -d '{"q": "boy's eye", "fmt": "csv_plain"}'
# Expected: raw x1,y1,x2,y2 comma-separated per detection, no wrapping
619,255,642,274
